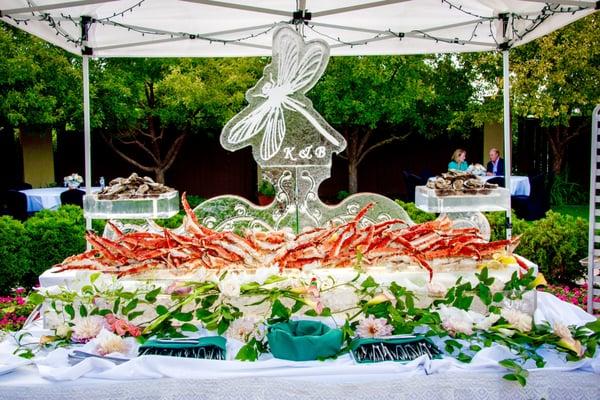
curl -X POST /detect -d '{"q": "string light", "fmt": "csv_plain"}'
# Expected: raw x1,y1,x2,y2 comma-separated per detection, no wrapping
1,2,592,53
96,0,146,22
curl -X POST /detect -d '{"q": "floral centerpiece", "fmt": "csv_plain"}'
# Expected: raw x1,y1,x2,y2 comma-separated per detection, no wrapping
63,173,83,189
22,268,600,386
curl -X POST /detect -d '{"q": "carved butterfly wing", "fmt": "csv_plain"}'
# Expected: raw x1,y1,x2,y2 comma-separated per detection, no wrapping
226,101,272,145
260,104,286,161
275,28,300,87
289,41,327,93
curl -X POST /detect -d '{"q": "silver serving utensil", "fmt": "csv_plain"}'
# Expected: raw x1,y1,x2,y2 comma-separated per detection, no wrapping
69,350,129,365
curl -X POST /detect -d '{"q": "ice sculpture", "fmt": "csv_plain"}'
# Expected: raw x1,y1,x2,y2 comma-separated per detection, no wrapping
198,25,412,233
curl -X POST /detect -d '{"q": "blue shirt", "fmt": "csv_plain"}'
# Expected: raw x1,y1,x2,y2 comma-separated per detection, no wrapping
448,161,468,171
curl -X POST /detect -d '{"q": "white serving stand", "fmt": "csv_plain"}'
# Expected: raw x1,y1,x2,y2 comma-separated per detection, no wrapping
415,186,511,241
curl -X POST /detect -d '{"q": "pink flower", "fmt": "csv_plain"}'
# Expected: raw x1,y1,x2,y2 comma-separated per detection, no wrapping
356,315,393,338
165,282,192,296
112,319,130,336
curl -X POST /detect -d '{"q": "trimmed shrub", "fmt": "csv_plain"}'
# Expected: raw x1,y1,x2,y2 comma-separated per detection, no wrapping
394,200,436,224
23,205,86,286
485,211,529,242
515,211,588,284
0,217,30,294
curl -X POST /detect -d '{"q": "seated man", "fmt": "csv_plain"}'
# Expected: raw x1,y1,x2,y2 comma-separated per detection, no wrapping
486,147,505,176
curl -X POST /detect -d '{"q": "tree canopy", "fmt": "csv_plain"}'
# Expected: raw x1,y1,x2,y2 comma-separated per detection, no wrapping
0,24,79,130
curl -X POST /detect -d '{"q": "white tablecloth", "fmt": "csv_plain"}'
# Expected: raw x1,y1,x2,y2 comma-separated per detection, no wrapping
482,176,530,196
20,187,100,212
0,293,598,400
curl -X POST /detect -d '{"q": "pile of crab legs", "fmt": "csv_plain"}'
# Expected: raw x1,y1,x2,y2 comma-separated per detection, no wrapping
55,194,522,280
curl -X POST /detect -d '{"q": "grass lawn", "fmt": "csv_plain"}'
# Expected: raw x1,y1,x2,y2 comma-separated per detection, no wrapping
551,204,589,220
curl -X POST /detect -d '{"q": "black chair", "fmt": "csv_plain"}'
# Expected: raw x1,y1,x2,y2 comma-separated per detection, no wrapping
7,182,32,191
512,174,547,221
60,188,85,207
486,176,505,188
402,171,427,203
5,190,28,221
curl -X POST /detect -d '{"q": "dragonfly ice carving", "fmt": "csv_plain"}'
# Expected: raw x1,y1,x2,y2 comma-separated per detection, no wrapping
222,25,344,162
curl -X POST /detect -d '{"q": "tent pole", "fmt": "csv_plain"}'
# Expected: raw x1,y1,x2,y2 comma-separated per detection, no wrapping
503,50,512,241
83,55,92,245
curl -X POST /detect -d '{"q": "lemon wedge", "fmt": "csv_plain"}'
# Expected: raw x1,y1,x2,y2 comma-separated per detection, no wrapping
528,273,548,288
492,253,517,265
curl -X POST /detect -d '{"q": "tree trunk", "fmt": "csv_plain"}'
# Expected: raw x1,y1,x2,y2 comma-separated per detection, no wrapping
346,129,359,194
154,168,165,184
547,125,582,176
348,161,358,194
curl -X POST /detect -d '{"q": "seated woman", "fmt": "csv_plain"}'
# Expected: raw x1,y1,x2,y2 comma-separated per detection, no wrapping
448,148,468,171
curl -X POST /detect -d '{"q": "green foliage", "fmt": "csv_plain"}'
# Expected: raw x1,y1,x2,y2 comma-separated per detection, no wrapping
550,173,587,206
485,211,529,242
0,25,80,129
89,57,266,182
257,180,276,197
0,217,30,294
336,190,350,201
394,200,436,224
23,205,86,286
516,211,587,284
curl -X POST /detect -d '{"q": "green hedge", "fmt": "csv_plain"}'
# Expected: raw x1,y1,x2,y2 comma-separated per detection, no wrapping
24,206,86,287
0,216,30,292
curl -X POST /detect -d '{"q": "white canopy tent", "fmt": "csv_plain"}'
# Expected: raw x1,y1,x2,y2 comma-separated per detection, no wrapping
0,0,598,234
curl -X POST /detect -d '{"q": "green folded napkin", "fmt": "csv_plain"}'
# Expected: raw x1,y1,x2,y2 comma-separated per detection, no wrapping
267,320,343,361
350,335,441,363
138,336,226,359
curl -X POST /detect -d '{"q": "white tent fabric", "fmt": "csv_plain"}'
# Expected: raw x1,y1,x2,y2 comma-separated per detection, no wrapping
0,0,597,238
0,0,596,58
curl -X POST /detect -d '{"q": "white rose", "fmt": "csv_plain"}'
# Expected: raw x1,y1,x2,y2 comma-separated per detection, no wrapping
553,322,573,341
475,313,501,331
55,324,71,338
501,309,532,332
426,281,447,298
95,330,129,356
72,316,105,341
437,305,475,336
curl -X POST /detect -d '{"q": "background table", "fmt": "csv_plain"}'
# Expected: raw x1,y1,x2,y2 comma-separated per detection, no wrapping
20,187,100,212
482,176,530,196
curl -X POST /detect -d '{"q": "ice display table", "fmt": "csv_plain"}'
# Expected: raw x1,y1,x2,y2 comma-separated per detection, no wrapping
415,186,510,213
83,191,179,219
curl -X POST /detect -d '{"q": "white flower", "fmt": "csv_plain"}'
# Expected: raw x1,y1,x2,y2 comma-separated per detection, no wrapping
55,324,71,338
442,318,473,336
498,328,516,337
437,305,474,336
426,281,448,298
218,277,241,298
553,322,573,341
356,315,393,338
38,285,63,296
95,330,129,356
475,313,501,331
72,316,105,342
226,317,263,342
501,308,532,332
